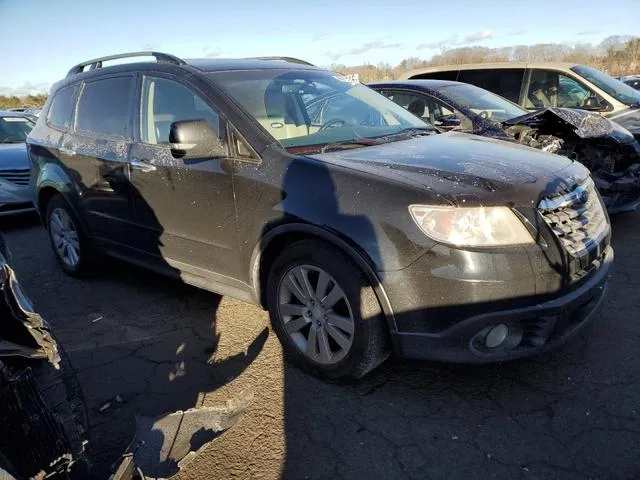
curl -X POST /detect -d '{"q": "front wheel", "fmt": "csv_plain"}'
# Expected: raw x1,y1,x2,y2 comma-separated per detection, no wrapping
266,240,389,379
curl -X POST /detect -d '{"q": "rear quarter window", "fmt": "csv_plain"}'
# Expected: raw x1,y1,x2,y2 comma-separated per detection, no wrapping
47,85,79,129
76,76,134,139
457,69,525,104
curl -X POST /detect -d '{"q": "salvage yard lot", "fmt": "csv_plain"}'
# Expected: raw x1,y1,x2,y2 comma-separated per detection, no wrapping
3,213,640,480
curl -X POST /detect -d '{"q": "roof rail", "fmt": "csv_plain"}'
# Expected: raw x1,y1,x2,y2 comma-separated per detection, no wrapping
67,51,186,77
246,56,315,66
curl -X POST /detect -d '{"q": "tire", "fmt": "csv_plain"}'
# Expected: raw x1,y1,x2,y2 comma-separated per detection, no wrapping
266,240,389,379
45,195,97,277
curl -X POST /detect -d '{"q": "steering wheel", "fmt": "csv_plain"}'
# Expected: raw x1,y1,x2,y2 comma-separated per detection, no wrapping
319,119,346,131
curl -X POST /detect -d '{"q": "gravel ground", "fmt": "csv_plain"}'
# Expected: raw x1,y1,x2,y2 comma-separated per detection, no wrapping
2,211,640,480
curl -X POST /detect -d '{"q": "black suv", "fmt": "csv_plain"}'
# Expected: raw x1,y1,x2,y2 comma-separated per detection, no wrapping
28,52,613,379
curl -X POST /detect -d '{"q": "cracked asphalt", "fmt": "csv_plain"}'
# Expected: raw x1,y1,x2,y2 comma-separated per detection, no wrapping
2,212,640,480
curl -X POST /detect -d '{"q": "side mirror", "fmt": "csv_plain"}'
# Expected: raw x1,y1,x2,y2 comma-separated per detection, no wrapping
169,119,227,160
435,114,461,128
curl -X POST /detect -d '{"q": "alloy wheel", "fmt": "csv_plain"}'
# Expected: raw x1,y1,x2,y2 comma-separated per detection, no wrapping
49,208,81,268
277,264,355,365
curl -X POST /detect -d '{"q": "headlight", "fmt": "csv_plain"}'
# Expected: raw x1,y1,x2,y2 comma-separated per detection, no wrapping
409,205,535,247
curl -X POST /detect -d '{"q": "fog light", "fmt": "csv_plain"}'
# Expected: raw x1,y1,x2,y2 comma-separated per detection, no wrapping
485,324,509,349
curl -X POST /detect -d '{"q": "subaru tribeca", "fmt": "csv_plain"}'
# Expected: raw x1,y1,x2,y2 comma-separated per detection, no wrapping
27,52,613,378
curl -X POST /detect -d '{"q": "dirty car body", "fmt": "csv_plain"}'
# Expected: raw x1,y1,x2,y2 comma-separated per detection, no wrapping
371,80,640,214
28,53,613,379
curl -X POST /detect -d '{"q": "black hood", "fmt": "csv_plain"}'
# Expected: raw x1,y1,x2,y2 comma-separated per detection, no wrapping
309,132,589,207
505,107,636,144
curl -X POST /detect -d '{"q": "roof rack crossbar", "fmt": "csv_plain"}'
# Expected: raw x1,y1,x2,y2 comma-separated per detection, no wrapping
246,56,315,66
67,51,186,77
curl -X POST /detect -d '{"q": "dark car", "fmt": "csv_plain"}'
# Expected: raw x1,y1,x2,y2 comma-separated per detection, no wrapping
27,51,613,379
370,80,640,214
0,111,37,216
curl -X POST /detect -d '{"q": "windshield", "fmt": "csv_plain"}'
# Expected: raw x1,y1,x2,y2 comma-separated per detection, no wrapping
433,83,527,122
208,69,430,152
0,115,35,143
571,65,640,107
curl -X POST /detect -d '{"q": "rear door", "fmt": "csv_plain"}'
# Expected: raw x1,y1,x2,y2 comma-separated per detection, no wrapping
61,75,137,245
127,74,241,279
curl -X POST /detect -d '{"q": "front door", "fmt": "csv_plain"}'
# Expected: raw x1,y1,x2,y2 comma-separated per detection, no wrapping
128,74,240,279
62,75,137,245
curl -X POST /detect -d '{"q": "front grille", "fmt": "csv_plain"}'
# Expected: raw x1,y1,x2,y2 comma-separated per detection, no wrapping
0,169,30,186
538,177,609,273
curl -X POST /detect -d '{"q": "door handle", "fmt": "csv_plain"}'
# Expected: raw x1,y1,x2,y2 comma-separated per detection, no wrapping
130,159,157,173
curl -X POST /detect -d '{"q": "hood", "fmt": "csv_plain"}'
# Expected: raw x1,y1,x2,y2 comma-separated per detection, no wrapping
505,107,636,144
0,143,30,170
308,132,587,207
608,108,640,141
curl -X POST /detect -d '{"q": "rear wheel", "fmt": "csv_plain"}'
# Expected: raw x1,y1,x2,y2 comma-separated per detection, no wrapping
45,195,96,277
267,240,389,379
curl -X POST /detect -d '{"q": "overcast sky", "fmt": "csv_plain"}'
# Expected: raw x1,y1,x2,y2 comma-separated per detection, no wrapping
1,0,638,95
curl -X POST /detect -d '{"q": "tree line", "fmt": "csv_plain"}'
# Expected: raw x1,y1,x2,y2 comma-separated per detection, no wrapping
330,35,640,83
0,93,48,110
1,36,638,109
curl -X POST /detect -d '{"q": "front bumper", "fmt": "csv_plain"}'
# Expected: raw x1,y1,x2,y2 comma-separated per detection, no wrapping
390,245,613,363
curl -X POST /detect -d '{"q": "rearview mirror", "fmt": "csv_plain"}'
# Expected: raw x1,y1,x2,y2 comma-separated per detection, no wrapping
169,119,227,160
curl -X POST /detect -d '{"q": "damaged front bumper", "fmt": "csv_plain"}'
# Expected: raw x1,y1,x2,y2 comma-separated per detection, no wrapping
504,107,640,213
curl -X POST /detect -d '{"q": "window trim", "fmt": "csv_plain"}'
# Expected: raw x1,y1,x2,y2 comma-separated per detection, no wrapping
73,73,137,141
45,83,80,133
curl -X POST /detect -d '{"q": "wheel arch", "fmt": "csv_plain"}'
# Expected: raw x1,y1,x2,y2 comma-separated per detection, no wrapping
251,223,397,332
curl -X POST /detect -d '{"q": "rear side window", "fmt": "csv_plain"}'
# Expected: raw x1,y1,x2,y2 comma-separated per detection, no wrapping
457,69,525,103
47,85,78,129
409,71,459,81
76,76,134,139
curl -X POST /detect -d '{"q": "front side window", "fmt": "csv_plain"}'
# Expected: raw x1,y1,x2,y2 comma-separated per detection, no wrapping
208,69,428,152
140,77,222,145
76,76,134,138
457,69,525,104
0,115,35,143
381,89,473,131
47,85,78,129
432,83,527,123
526,69,604,110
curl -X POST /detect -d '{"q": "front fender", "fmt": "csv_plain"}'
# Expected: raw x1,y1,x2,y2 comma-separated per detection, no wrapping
250,222,398,332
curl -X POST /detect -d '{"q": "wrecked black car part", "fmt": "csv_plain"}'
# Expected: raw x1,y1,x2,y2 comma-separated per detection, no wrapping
370,81,640,214
0,236,88,479
504,108,640,213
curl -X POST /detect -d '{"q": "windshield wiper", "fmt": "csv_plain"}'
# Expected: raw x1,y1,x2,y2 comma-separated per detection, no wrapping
320,139,382,153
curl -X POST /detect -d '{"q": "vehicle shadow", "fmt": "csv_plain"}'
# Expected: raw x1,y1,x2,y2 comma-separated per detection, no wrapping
1,172,268,479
